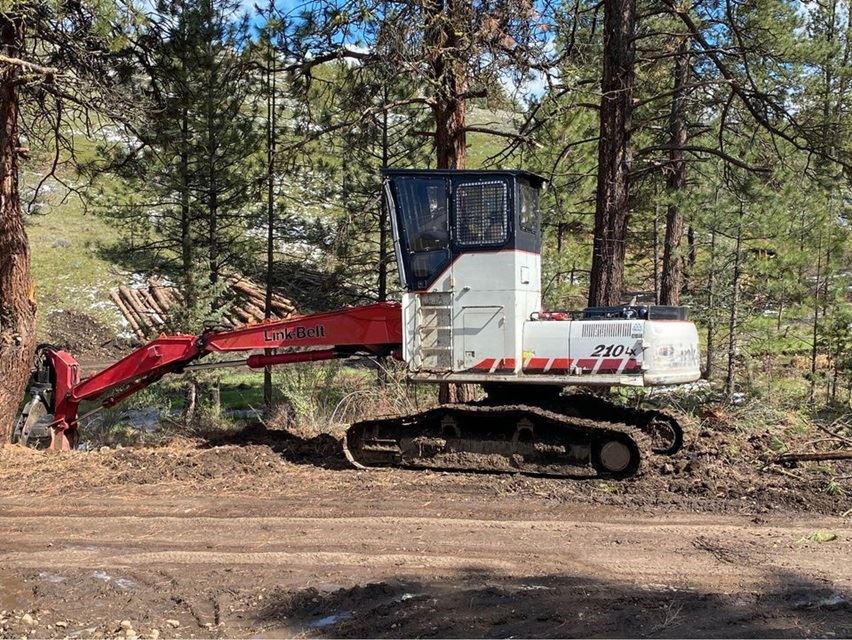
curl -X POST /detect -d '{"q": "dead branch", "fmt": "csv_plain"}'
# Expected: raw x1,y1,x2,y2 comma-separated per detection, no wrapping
0,54,59,78
776,450,852,464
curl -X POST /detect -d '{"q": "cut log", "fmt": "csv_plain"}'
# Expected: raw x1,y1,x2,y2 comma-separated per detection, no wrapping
242,301,267,322
230,306,254,323
149,279,173,312
128,288,155,328
119,286,152,330
110,290,145,340
139,288,166,326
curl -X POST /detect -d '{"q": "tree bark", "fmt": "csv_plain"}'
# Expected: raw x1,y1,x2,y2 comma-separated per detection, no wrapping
0,13,36,441
809,230,823,406
726,210,743,401
704,226,716,379
588,0,636,307
652,201,660,304
264,28,276,411
179,41,195,323
206,55,219,286
426,0,473,403
425,0,467,170
659,37,689,306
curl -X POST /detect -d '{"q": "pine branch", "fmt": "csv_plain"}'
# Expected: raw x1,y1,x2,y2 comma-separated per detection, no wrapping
635,144,769,173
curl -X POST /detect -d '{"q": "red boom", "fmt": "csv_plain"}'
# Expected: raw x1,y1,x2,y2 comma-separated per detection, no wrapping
40,302,402,449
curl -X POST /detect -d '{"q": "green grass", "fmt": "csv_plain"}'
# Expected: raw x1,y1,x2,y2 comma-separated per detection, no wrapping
24,182,125,338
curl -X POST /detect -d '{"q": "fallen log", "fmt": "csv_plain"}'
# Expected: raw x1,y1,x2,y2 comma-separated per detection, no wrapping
776,450,852,463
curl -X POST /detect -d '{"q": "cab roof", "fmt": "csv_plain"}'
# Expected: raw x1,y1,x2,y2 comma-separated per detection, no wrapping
383,168,546,189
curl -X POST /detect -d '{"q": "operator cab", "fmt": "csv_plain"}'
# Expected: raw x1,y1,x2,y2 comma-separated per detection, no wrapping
384,169,546,291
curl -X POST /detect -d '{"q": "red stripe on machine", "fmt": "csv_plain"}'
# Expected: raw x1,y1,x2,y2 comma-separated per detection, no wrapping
576,358,597,371
470,358,496,371
598,358,623,373
548,357,572,373
523,357,550,372
623,358,641,372
495,357,516,373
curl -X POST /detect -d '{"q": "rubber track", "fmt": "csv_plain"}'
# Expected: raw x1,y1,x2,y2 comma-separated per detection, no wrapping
344,402,655,480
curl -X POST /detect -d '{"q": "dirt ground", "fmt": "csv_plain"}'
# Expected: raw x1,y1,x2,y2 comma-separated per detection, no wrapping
0,432,850,639
44,311,131,363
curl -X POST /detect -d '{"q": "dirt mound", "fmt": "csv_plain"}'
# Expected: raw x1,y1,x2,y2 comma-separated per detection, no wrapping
45,310,130,362
0,442,290,491
203,423,347,469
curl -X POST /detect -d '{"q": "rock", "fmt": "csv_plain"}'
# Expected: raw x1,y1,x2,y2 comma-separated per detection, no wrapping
20,614,35,626
165,620,180,629
55,621,68,629
150,629,160,640
661,462,674,475
99,446,111,453
120,620,134,631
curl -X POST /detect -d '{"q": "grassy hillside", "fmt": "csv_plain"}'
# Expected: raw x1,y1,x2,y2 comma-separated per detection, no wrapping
24,181,126,340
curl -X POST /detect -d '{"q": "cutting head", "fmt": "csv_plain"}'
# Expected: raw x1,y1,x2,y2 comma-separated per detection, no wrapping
10,344,64,449
12,395,54,449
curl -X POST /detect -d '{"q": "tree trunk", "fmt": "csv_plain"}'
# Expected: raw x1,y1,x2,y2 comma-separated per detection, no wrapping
652,201,660,304
184,380,197,424
179,66,194,320
809,231,823,406
379,89,389,303
0,14,36,441
726,211,743,402
588,0,636,307
659,37,690,306
377,88,390,387
207,68,218,286
425,0,467,170
426,0,473,403
264,31,277,411
704,226,716,379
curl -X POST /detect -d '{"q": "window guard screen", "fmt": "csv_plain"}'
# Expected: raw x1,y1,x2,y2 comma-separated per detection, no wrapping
455,181,508,246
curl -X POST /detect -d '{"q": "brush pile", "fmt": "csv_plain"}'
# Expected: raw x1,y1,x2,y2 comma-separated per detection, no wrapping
110,276,295,339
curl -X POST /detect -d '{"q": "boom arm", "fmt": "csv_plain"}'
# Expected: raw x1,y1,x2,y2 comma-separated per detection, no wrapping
27,302,402,449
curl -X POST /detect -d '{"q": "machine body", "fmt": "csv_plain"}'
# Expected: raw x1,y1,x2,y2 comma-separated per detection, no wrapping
15,169,700,478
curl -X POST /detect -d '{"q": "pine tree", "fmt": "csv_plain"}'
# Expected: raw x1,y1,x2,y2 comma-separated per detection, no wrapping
96,0,261,329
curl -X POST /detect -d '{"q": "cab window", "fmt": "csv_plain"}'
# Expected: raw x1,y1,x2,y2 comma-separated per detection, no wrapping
392,177,450,287
518,181,539,234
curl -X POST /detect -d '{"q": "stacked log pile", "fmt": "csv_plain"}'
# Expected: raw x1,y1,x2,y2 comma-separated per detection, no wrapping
110,276,296,340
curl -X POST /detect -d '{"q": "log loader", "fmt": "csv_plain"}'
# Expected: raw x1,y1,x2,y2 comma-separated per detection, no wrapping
13,169,701,479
